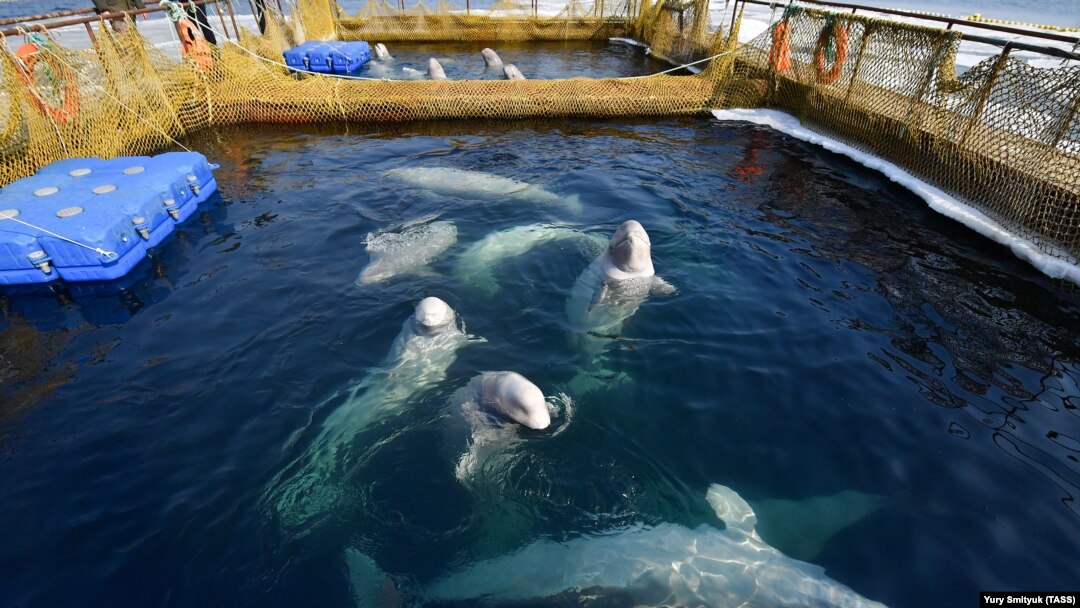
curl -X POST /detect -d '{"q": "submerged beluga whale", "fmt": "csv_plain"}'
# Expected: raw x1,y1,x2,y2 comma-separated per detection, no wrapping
357,215,457,284
268,297,484,532
453,224,606,296
421,483,889,607
565,220,675,390
382,168,583,213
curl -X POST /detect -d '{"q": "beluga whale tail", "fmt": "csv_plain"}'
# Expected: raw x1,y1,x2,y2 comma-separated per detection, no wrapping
422,483,889,607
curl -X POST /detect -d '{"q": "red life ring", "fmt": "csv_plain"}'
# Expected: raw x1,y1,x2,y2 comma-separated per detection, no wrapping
768,20,792,73
177,18,213,74
813,22,849,85
14,42,80,124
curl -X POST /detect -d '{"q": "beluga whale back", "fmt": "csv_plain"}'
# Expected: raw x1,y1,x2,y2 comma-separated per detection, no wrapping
357,215,457,284
423,483,889,607
382,167,583,213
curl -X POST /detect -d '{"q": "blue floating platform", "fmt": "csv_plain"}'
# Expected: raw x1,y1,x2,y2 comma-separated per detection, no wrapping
0,152,218,285
283,41,371,74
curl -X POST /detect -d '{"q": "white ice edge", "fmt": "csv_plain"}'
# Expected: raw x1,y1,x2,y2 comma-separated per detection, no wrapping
711,108,1080,286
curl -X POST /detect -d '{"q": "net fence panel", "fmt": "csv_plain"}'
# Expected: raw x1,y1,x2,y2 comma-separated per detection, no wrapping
0,1,1076,268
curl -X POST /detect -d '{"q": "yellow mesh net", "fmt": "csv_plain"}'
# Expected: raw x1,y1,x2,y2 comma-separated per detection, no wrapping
0,1,1077,267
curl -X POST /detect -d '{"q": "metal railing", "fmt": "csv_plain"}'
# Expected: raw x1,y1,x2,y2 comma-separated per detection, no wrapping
0,0,248,44
730,0,1080,61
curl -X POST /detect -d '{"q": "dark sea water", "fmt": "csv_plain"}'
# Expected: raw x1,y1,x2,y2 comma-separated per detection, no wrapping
2,110,1079,606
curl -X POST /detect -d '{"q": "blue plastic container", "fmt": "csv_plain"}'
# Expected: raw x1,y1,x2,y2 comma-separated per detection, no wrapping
0,152,219,285
283,41,371,74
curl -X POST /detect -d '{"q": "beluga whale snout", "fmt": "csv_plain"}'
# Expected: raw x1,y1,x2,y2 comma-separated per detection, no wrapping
374,42,390,59
414,296,454,333
481,48,503,67
428,58,448,80
607,219,653,276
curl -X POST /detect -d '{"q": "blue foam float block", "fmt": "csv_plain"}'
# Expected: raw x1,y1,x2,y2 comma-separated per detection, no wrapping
0,152,219,285
283,40,371,74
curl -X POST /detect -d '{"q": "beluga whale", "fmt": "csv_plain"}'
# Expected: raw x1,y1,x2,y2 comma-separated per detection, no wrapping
267,297,484,533
373,42,390,59
382,168,583,213
502,64,526,80
422,483,889,607
452,371,561,483
356,215,457,284
453,224,606,296
481,48,503,67
427,58,448,80
565,220,674,390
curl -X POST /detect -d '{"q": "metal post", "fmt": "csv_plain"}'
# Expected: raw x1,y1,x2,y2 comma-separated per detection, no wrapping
212,0,230,40
223,0,241,38
83,21,97,43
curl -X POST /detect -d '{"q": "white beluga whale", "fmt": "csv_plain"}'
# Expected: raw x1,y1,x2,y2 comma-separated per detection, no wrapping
481,47,503,67
502,64,526,80
565,220,674,391
268,297,483,532
427,58,448,80
471,371,551,430
453,371,561,482
374,42,390,59
357,215,457,284
382,167,582,213
422,483,889,607
453,224,606,296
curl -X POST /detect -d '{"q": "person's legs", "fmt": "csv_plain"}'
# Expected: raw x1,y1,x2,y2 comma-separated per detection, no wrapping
189,5,217,44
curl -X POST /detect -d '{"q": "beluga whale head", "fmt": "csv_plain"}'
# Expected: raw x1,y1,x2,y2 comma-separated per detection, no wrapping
481,48,503,67
605,220,654,278
482,371,551,430
413,296,455,334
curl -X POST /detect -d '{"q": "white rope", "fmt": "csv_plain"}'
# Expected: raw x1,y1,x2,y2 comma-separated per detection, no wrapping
619,48,736,78
0,213,118,259
201,18,387,80
17,28,194,153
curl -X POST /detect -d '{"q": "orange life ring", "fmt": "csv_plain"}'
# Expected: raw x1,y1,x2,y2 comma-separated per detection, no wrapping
813,22,849,85
14,42,80,124
768,20,792,73
177,18,213,74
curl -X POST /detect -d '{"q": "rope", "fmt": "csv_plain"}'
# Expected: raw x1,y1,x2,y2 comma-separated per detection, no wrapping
159,0,189,22
16,27,193,153
0,213,118,260
620,48,736,78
